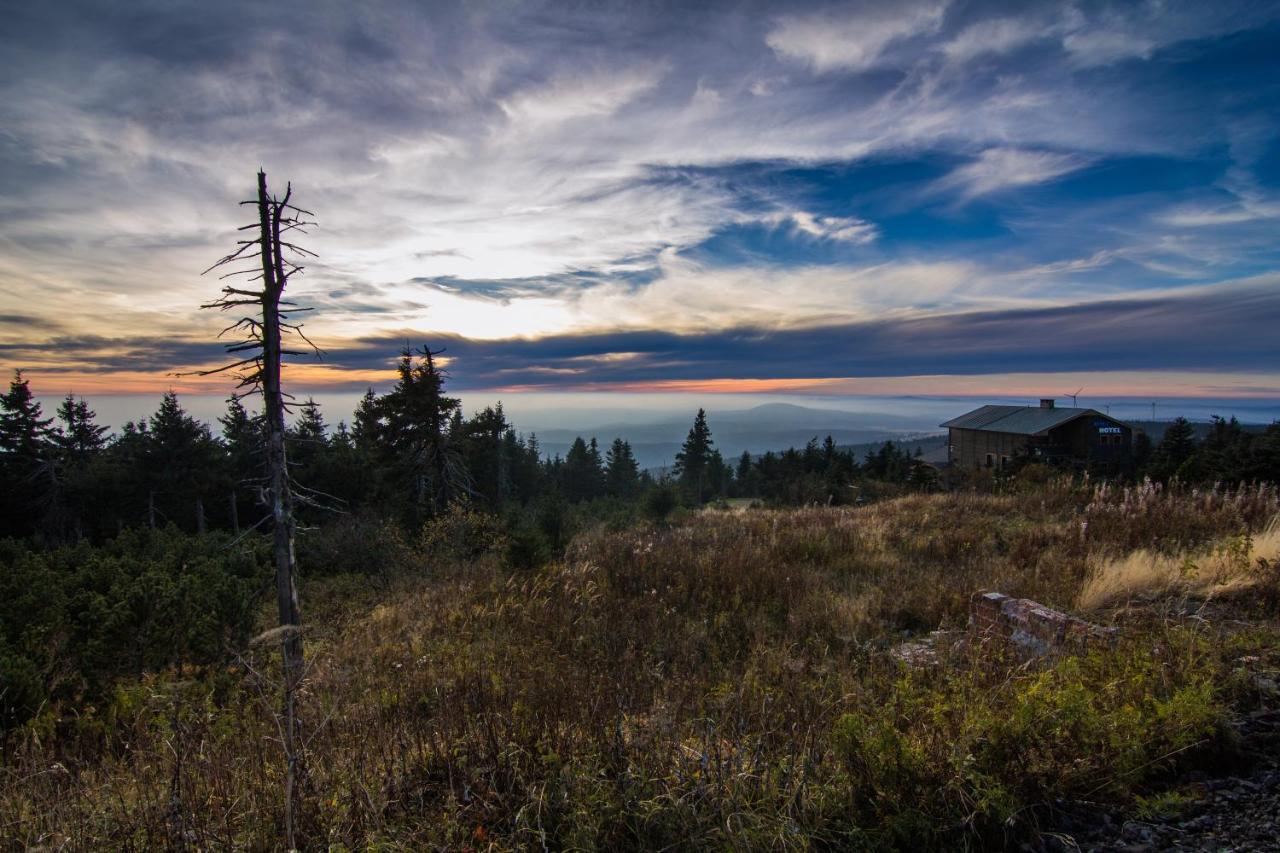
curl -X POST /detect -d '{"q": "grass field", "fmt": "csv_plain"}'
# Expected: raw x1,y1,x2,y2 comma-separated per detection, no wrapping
4,479,1280,850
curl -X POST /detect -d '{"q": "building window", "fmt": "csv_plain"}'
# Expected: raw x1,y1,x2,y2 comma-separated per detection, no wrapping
985,453,994,468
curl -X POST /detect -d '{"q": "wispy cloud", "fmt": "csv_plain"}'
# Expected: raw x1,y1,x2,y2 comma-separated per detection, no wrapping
933,148,1089,200
758,211,879,244
942,16,1047,63
766,1,949,72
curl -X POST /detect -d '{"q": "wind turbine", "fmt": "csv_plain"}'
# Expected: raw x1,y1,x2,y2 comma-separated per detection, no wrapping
1064,388,1082,407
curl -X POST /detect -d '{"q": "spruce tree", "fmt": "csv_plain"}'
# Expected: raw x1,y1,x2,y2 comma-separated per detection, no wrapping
1150,417,1197,480
52,395,108,458
49,394,109,541
146,392,220,531
289,398,329,465
351,388,383,452
605,437,640,497
563,436,605,502
380,346,463,514
0,370,53,460
0,371,54,538
674,408,715,503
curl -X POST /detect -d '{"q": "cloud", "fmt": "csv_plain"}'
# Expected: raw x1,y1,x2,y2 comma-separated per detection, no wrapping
1061,29,1155,67
766,1,949,72
758,211,879,244
499,66,665,125
316,277,1280,390
1159,201,1280,227
0,1,1278,402
942,16,1046,63
933,148,1088,200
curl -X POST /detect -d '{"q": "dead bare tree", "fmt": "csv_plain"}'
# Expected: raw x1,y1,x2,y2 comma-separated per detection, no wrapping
198,170,318,849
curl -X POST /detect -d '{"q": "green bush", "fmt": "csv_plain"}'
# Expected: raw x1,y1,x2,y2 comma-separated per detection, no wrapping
0,527,267,730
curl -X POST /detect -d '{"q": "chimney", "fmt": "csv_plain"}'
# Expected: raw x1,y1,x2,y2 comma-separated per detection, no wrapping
1040,398,1055,409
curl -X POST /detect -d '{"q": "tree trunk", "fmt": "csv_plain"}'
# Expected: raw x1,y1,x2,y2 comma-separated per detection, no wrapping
148,490,156,529
195,496,206,535
229,490,240,536
257,170,304,848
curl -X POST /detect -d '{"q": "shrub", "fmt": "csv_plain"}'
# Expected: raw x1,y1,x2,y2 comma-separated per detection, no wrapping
0,527,266,730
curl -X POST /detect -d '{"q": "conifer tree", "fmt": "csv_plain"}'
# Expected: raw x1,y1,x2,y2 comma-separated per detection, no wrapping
563,436,605,502
457,404,511,506
605,437,640,497
1150,417,1197,480
220,396,262,477
380,345,463,514
52,395,108,458
0,370,53,460
674,408,716,503
200,171,318,844
0,371,54,539
288,398,328,465
351,388,382,452
146,392,221,531
48,394,109,541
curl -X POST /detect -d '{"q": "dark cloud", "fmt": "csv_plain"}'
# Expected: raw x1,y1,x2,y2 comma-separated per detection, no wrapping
0,314,62,331
317,281,1280,389
0,336,227,373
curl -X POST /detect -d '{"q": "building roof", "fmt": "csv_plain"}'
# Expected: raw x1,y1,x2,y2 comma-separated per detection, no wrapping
940,405,1120,436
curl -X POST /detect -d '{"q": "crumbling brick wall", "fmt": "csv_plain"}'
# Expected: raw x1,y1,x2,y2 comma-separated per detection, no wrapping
970,591,1116,657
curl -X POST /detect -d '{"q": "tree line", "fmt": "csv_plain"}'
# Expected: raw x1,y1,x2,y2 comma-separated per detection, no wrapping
1134,415,1280,484
6,363,1280,548
0,362,945,549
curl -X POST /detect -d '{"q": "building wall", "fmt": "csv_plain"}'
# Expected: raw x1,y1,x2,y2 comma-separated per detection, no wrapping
1053,417,1132,467
949,428,1029,470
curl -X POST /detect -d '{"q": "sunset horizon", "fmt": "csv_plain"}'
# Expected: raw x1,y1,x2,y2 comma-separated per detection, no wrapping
3,0,1278,420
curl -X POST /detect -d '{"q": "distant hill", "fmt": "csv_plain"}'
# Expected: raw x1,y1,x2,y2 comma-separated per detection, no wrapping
534,403,945,469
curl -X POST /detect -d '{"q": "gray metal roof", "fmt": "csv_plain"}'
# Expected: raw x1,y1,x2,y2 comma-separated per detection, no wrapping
940,405,1121,436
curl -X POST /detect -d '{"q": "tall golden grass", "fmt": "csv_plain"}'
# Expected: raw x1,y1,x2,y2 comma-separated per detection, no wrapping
1079,519,1280,610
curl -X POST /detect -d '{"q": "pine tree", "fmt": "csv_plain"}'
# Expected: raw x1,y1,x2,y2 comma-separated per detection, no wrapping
0,370,53,460
0,371,54,539
674,408,716,503
220,396,263,477
734,450,755,497
351,387,383,452
289,398,328,464
47,394,109,542
52,395,108,458
146,392,220,531
563,436,605,502
605,437,640,497
1150,417,1197,480
380,346,463,514
457,404,512,507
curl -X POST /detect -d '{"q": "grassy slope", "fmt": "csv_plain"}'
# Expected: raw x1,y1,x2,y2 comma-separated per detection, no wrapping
4,481,1280,850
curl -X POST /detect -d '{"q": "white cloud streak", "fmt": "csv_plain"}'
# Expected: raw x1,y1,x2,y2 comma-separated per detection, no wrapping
767,1,949,72
933,148,1088,200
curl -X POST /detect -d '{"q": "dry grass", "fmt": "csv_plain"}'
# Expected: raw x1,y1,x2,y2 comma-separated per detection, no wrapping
3,482,1279,850
1079,520,1280,611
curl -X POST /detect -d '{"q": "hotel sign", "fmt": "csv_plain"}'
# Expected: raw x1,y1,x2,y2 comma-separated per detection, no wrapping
1094,419,1122,435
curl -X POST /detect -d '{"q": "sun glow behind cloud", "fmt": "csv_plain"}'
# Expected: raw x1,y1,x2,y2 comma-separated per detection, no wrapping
2,0,1279,410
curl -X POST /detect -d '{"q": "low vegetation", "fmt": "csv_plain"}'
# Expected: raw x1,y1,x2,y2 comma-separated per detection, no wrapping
3,479,1278,849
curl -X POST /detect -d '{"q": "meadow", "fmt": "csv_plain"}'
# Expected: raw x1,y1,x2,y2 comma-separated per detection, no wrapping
3,478,1280,850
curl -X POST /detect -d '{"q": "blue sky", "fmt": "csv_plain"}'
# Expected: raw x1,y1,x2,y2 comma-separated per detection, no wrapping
1,0,1279,413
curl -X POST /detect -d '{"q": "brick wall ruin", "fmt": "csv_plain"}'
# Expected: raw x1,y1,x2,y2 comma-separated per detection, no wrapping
969,591,1117,657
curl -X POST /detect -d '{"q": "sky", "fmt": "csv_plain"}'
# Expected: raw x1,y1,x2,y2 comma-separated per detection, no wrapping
2,0,1280,426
